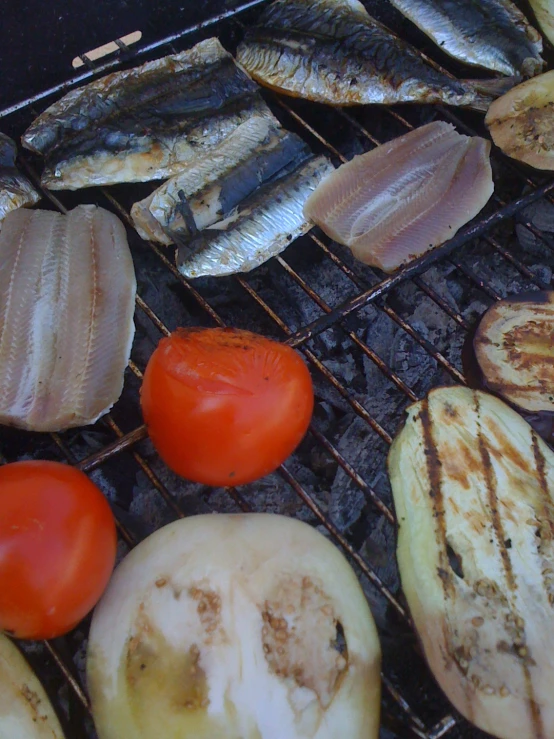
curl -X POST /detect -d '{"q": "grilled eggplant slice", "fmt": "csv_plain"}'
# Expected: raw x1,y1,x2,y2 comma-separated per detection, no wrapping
388,386,554,739
87,513,381,739
474,291,554,415
528,0,554,47
0,633,65,738
486,70,554,170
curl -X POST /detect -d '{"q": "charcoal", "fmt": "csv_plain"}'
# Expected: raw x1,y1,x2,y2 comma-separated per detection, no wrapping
390,321,438,394
240,462,326,522
530,264,553,285
516,198,554,260
329,415,389,532
362,309,397,397
419,265,462,312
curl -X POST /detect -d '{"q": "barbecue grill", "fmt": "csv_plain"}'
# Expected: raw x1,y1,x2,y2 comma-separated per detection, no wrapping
1,1,553,737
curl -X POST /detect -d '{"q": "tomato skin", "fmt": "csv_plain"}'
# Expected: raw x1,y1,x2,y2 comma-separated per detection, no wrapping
0,461,117,640
140,327,314,486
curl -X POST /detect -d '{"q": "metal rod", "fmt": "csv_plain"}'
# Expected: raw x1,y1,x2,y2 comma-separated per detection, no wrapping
0,0,272,118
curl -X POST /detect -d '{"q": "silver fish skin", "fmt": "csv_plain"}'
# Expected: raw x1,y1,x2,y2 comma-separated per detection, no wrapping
131,116,312,245
177,154,334,278
0,205,136,432
21,38,276,190
389,0,544,77
237,0,509,110
0,134,40,226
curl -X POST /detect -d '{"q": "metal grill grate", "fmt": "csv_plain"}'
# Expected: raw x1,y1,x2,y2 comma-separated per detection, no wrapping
1,2,554,737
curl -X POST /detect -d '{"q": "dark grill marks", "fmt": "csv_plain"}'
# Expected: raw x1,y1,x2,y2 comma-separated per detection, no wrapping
531,431,554,607
474,392,544,737
523,667,546,739
419,397,454,598
532,430,554,540
473,391,516,592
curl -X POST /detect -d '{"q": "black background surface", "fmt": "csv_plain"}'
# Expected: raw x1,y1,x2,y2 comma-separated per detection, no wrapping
0,0,245,108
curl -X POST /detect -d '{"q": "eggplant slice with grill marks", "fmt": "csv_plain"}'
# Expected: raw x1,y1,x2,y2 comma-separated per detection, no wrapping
388,386,554,739
21,38,276,190
474,291,554,415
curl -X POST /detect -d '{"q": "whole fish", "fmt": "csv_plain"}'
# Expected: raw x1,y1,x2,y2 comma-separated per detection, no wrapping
177,154,334,278
131,116,311,245
0,205,136,432
237,0,510,110
0,134,39,226
22,38,276,190
389,0,544,77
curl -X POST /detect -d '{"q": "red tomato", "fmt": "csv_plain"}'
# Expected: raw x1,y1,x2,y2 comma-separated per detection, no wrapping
140,327,314,486
0,461,117,640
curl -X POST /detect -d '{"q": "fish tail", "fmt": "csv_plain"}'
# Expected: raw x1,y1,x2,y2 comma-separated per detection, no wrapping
458,76,519,112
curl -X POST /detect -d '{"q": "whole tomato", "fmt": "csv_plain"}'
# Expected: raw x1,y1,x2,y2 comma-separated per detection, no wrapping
0,461,117,639
140,327,314,486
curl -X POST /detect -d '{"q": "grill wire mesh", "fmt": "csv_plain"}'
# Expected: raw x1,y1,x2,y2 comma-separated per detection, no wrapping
1,1,554,737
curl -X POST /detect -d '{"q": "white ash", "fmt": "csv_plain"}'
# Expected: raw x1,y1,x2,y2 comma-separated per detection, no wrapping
329,416,390,532
516,198,554,260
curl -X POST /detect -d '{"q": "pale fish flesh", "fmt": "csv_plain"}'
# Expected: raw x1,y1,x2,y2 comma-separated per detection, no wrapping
303,121,494,273
0,134,40,226
131,116,311,245
177,155,334,278
389,0,544,77
22,38,277,190
0,205,136,431
236,0,511,110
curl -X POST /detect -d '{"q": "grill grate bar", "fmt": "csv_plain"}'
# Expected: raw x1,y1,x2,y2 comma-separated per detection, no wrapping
308,233,468,384
449,258,503,301
286,176,554,350
76,425,149,472
235,274,394,443
102,415,188,520
0,0,273,118
276,255,420,402
307,425,395,522
413,276,470,330
382,674,429,734
428,714,459,739
277,463,408,619
43,641,92,712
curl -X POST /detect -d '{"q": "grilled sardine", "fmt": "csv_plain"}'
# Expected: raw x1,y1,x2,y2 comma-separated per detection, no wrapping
389,0,544,77
0,134,39,226
177,154,334,278
131,116,311,245
237,0,510,110
389,386,554,739
0,205,136,431
22,38,277,190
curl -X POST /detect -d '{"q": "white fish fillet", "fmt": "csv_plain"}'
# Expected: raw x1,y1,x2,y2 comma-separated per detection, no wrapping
0,205,136,432
304,121,494,273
